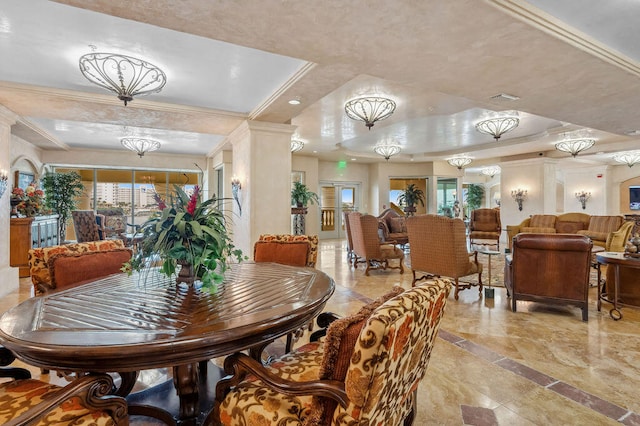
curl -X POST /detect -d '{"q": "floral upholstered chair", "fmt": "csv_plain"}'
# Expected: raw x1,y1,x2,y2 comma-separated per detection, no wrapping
407,214,483,300
71,210,102,243
212,278,451,426
0,346,128,425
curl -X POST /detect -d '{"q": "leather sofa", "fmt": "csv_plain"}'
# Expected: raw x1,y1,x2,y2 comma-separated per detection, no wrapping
505,233,592,321
507,212,628,250
377,208,408,246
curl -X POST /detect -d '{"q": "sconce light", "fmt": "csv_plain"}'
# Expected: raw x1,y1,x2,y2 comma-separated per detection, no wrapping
511,188,527,211
494,194,501,207
0,169,7,199
575,191,591,210
231,177,242,216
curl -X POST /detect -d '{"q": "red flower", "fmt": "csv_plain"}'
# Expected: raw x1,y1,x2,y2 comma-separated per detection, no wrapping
153,192,167,210
186,185,199,215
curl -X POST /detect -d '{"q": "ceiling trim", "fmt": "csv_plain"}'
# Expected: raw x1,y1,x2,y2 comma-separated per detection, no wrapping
488,0,640,77
248,61,317,120
15,117,68,150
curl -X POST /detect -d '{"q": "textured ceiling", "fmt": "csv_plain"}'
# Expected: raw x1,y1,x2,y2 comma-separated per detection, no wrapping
2,0,640,170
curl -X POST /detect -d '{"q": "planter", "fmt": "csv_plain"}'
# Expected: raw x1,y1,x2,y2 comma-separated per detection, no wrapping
176,261,197,285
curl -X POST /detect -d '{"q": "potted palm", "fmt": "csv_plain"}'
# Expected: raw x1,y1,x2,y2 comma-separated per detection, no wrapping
125,185,244,288
291,181,319,208
397,184,425,216
41,171,85,242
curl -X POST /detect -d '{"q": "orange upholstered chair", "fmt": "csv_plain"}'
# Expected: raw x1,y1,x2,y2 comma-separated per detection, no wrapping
348,213,404,275
469,208,501,250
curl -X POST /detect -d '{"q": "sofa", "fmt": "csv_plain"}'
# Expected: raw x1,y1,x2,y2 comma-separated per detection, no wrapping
28,239,131,294
377,208,408,246
506,213,628,250
505,233,592,321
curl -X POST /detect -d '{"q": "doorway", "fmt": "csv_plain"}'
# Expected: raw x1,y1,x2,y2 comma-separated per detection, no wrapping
319,183,359,239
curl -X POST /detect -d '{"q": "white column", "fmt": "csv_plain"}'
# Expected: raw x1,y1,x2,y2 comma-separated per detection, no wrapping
0,106,19,297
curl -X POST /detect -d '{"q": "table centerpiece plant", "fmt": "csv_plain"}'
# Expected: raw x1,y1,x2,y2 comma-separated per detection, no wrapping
10,182,46,217
124,184,244,289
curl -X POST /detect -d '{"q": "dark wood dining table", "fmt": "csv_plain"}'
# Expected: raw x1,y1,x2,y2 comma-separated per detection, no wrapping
0,262,335,425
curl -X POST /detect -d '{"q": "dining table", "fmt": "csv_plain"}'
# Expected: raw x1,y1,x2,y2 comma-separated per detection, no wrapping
0,262,335,425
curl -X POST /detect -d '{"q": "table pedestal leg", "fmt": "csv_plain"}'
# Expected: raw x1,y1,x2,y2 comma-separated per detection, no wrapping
173,363,199,424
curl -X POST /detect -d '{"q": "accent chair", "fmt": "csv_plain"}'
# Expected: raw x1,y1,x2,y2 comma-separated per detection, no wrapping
469,208,501,250
349,213,404,275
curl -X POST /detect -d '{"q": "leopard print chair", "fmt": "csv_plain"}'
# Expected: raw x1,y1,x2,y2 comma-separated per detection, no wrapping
212,278,451,426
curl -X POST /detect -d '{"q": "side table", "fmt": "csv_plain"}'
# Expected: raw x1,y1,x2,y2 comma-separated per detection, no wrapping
478,248,500,298
596,252,640,320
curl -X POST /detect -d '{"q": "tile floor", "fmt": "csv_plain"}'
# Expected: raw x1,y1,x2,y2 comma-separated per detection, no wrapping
2,239,640,425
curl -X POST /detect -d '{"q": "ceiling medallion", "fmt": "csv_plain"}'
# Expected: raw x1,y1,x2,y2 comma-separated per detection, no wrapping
481,165,501,177
554,137,595,157
345,96,396,130
613,150,640,167
290,139,304,153
447,155,473,170
79,52,167,106
373,140,401,160
121,138,161,158
475,112,520,140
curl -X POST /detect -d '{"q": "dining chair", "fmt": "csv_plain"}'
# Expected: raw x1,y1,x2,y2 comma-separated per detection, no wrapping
71,210,102,243
349,213,404,275
211,278,451,426
406,214,483,300
0,346,128,425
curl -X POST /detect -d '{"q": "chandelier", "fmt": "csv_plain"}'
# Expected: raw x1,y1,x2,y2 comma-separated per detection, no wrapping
447,155,473,170
345,96,396,130
290,139,304,153
121,138,161,157
475,112,519,140
373,140,401,160
613,150,640,167
79,53,167,106
481,165,501,178
554,137,595,157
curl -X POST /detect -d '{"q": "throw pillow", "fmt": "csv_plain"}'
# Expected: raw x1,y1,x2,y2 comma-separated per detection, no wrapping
555,221,585,234
48,248,132,290
389,217,406,233
253,241,310,267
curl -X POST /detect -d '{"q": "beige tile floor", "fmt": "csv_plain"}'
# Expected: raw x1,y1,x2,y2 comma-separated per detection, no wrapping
2,239,640,425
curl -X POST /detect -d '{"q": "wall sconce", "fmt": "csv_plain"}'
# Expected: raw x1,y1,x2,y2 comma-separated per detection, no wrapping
575,191,591,210
0,169,8,199
494,195,501,207
511,188,527,211
231,177,242,216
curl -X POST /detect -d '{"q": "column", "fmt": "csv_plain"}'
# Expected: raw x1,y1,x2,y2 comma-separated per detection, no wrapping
0,106,19,297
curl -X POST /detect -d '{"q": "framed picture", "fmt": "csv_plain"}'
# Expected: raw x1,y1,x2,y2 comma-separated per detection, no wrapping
291,171,304,185
15,171,35,190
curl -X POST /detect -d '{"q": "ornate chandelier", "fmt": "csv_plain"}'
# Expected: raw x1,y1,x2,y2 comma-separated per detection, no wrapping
121,138,161,157
613,150,640,167
373,140,401,160
481,165,501,177
555,137,595,157
447,156,473,170
475,112,519,140
290,139,304,153
79,53,167,106
345,96,396,130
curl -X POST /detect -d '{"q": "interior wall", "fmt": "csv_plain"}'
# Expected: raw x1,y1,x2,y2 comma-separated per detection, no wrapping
292,155,320,236
562,165,609,215
620,175,640,215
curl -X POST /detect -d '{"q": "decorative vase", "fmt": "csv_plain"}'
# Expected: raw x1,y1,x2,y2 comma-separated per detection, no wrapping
176,260,196,285
10,198,20,218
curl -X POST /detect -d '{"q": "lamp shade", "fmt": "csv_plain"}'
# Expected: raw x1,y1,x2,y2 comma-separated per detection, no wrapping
555,138,595,157
613,150,640,167
290,139,304,153
345,96,396,129
373,140,401,160
475,112,519,140
447,156,472,169
121,138,161,157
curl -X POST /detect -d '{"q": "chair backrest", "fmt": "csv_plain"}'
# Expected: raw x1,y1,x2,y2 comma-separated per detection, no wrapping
406,214,472,278
349,213,382,259
343,210,356,253
256,234,318,267
336,279,451,424
588,215,624,233
511,233,592,299
470,208,501,232
71,210,101,243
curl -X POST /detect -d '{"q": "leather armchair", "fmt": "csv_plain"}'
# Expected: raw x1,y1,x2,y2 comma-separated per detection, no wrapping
505,233,592,321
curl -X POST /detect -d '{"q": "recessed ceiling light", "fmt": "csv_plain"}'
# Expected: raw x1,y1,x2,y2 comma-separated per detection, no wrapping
288,97,301,105
351,158,356,161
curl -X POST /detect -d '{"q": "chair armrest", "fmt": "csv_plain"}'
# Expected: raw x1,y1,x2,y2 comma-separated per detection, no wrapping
216,352,349,409
378,220,390,239
309,312,340,341
4,374,128,426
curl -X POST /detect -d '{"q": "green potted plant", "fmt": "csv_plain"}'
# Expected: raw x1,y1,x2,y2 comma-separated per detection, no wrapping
125,185,244,288
465,184,485,217
291,181,319,208
397,184,425,215
41,171,85,242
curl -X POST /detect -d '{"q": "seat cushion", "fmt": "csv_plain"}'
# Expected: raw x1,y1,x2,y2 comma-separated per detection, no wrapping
521,226,556,234
254,241,310,267
0,379,115,425
380,244,405,260
48,248,132,290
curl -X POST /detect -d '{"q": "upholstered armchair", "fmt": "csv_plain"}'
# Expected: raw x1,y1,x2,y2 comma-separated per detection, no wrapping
211,279,451,426
377,208,409,246
349,213,404,275
469,208,501,250
256,234,318,267
71,210,102,243
505,233,592,321
577,215,625,248
0,346,128,425
406,214,483,300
